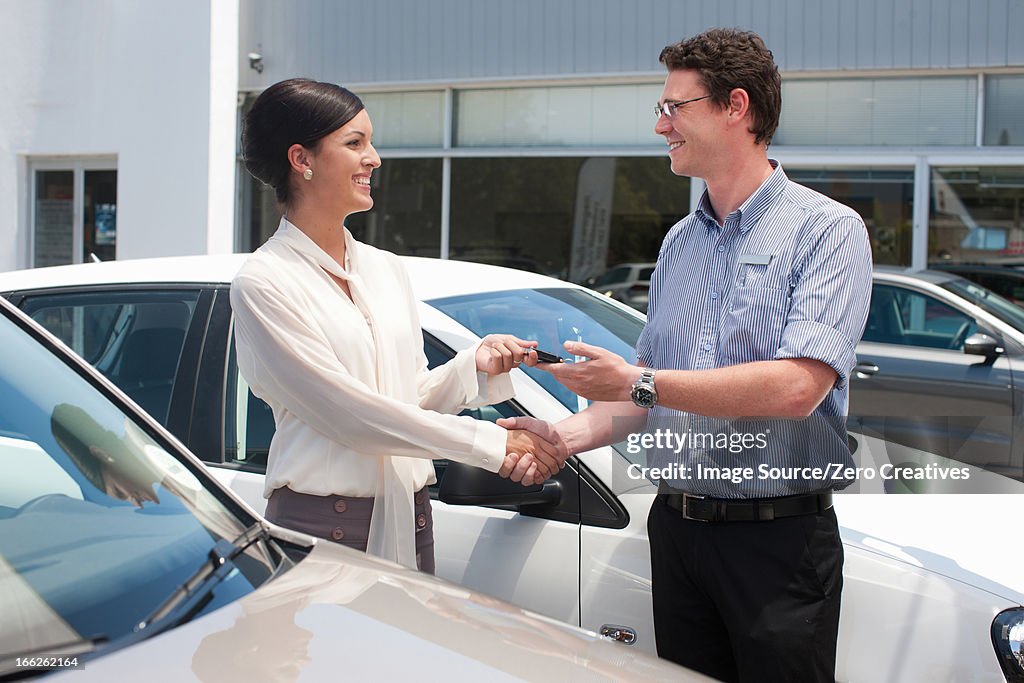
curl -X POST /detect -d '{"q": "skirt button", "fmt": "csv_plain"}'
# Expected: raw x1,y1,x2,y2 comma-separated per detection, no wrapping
331,527,345,541
334,500,348,513
416,513,427,529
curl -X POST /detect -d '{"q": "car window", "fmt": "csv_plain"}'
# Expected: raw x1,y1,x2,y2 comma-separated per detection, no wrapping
638,267,655,281
19,291,201,424
940,278,1024,332
0,309,277,667
592,266,631,287
427,288,643,413
864,284,976,349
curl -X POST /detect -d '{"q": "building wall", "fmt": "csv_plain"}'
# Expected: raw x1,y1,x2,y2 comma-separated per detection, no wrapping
0,0,238,272
238,0,1024,89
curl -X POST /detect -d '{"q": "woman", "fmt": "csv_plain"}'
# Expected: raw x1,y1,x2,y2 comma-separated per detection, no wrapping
232,79,560,573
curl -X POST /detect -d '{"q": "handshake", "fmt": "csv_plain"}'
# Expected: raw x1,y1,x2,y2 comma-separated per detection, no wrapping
497,417,568,487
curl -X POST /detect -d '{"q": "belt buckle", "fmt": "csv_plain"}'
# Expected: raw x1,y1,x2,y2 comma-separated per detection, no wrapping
682,493,709,523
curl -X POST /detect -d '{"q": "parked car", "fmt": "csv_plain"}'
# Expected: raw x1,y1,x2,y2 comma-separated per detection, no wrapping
853,266,1024,480
0,294,694,681
3,257,1024,682
930,262,1024,306
587,262,655,313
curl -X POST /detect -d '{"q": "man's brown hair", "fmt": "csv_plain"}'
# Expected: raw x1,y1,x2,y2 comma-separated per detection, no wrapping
659,28,782,145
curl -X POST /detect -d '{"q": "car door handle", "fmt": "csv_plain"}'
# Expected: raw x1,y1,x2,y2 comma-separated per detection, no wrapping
854,362,879,378
600,624,637,645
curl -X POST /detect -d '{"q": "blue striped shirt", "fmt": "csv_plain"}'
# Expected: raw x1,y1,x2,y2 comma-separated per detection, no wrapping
636,161,873,497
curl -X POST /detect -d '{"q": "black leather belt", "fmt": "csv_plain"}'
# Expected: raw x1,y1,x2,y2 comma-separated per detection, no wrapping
659,483,832,523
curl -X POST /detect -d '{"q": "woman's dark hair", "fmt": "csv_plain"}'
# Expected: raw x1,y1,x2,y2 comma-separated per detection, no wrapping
242,78,364,204
660,28,782,145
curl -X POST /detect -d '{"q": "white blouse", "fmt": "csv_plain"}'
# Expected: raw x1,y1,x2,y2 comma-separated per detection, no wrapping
230,217,514,568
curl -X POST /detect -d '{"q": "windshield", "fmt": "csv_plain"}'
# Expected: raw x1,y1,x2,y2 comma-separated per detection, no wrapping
940,278,1024,333
427,287,645,413
0,310,278,669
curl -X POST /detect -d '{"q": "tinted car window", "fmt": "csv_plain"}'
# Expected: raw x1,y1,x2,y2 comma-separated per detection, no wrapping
864,284,975,349
20,291,201,424
0,310,278,667
427,288,643,412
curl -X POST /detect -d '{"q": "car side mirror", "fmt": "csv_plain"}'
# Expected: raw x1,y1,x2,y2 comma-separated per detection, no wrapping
438,461,562,507
963,332,1003,363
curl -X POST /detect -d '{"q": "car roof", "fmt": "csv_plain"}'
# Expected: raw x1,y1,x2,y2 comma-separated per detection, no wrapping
0,253,582,299
872,265,965,286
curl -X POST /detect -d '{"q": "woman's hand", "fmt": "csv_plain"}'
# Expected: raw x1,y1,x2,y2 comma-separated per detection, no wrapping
475,335,539,375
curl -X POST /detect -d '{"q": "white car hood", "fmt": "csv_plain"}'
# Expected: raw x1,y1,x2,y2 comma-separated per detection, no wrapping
835,494,1024,605
55,538,703,682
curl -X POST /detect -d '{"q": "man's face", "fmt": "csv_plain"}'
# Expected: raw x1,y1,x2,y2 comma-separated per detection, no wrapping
654,69,719,178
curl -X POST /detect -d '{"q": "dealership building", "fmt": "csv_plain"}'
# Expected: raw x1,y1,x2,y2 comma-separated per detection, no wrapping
2,0,1022,281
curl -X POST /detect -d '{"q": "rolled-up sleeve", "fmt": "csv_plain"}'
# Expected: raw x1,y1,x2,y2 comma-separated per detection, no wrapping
775,215,873,390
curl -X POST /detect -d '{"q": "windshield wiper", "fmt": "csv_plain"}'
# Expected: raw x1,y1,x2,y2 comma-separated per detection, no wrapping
134,522,270,637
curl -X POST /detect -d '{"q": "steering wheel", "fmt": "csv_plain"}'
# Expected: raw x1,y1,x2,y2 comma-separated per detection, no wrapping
950,321,972,349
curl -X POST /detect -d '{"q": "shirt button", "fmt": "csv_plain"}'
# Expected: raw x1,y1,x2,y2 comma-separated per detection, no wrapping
334,500,348,513
416,514,427,529
703,344,713,352
331,527,345,541
717,245,725,252
482,457,489,465
710,291,719,299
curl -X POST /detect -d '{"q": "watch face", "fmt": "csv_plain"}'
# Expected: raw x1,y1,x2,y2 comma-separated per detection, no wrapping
631,386,656,408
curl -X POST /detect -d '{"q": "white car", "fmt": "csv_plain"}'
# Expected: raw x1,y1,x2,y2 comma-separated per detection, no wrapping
2,255,1024,682
0,295,694,681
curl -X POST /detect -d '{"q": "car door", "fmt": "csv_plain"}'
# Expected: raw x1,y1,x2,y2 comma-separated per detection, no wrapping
851,282,1015,475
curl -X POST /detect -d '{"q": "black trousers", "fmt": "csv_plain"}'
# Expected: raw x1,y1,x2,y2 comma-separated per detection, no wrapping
647,495,843,682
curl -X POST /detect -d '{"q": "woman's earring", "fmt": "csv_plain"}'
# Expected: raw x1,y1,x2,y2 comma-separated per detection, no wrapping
303,168,313,181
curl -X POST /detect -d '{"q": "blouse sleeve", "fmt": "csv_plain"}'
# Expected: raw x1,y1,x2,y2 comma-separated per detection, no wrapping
230,273,506,473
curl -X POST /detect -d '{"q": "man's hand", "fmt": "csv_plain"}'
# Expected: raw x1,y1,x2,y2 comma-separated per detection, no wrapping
497,416,570,463
498,427,567,486
539,341,639,401
475,335,539,375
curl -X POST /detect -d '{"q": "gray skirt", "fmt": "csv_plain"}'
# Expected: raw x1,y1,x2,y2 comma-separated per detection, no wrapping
265,486,435,574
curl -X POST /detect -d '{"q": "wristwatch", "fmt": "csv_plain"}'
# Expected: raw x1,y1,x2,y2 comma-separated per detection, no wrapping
630,368,658,409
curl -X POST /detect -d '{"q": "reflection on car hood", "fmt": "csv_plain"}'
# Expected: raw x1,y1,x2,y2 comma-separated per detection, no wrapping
55,538,702,682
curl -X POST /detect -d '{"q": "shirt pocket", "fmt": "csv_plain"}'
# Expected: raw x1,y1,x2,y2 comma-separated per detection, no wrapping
721,285,791,364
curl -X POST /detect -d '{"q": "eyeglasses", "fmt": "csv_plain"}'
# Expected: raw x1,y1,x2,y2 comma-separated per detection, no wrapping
654,95,711,119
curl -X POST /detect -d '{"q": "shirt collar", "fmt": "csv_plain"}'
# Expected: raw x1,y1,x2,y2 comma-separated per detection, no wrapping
270,216,355,279
694,159,788,233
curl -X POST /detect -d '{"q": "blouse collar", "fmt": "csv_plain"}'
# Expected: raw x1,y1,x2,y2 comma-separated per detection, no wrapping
271,216,355,279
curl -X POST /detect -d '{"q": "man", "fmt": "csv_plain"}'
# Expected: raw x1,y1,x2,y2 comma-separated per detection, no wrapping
499,28,872,682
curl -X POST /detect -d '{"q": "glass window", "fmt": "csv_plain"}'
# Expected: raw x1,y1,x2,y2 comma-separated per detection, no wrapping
776,77,977,146
240,159,441,257
864,284,975,349
33,171,73,267
787,168,914,266
455,84,663,147
984,75,1024,146
346,158,443,256
929,166,1024,264
20,291,201,425
428,288,644,413
450,157,688,282
0,310,276,666
360,91,445,148
32,163,117,267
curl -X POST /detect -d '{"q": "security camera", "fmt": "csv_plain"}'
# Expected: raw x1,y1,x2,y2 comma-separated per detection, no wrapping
247,52,264,74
